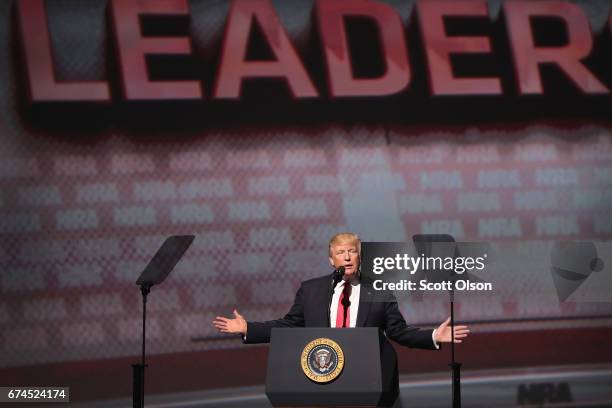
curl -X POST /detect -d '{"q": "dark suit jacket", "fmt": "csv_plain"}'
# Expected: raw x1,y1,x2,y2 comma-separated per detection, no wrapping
245,274,438,350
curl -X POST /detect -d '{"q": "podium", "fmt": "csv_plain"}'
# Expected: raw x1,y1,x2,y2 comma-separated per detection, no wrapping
266,328,399,407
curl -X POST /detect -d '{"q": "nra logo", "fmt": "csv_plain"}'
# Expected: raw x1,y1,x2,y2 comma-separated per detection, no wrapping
517,382,573,405
14,0,612,104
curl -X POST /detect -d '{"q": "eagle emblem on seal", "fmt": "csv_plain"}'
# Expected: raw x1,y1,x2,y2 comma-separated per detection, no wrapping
300,338,345,383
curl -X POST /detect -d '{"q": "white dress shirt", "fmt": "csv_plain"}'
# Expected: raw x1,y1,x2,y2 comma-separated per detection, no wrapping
329,279,360,328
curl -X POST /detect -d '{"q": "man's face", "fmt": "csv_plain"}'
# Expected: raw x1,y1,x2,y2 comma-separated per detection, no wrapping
329,241,360,280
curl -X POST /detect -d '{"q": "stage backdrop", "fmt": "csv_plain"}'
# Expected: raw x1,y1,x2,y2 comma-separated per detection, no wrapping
0,0,611,383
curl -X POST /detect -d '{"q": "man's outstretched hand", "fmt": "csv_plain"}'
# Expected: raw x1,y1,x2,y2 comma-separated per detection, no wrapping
213,309,247,335
434,317,470,343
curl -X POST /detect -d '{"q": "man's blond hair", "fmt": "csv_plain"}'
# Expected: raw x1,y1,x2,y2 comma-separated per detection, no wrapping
328,232,360,256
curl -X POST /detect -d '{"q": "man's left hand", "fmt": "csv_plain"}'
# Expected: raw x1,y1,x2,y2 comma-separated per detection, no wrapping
434,317,469,343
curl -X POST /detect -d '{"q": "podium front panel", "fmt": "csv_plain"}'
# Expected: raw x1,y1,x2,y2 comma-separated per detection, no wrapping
266,327,395,407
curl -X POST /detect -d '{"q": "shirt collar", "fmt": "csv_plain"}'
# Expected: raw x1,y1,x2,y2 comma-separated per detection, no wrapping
342,276,360,287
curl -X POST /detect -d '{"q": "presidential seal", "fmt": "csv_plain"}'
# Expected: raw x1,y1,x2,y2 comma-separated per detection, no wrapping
300,338,345,383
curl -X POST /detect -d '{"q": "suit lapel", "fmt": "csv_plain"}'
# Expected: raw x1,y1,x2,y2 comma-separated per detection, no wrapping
356,281,372,327
314,276,334,327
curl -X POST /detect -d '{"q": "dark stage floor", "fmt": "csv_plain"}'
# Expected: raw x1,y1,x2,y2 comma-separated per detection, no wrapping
70,364,612,408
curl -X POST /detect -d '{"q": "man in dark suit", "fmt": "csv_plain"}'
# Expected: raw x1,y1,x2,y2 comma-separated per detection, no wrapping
213,232,469,347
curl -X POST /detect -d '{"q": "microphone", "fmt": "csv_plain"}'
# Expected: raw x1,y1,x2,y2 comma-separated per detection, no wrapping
333,266,345,286
341,291,351,308
327,266,345,327
332,266,344,291
336,266,351,328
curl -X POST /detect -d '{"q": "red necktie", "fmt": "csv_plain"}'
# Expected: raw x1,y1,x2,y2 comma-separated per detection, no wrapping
336,282,352,328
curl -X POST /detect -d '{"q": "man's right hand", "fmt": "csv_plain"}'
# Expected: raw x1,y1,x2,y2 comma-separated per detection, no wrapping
213,309,247,335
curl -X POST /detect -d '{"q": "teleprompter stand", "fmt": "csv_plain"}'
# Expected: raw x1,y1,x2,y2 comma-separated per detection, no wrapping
132,235,194,408
413,234,462,408
449,290,461,408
